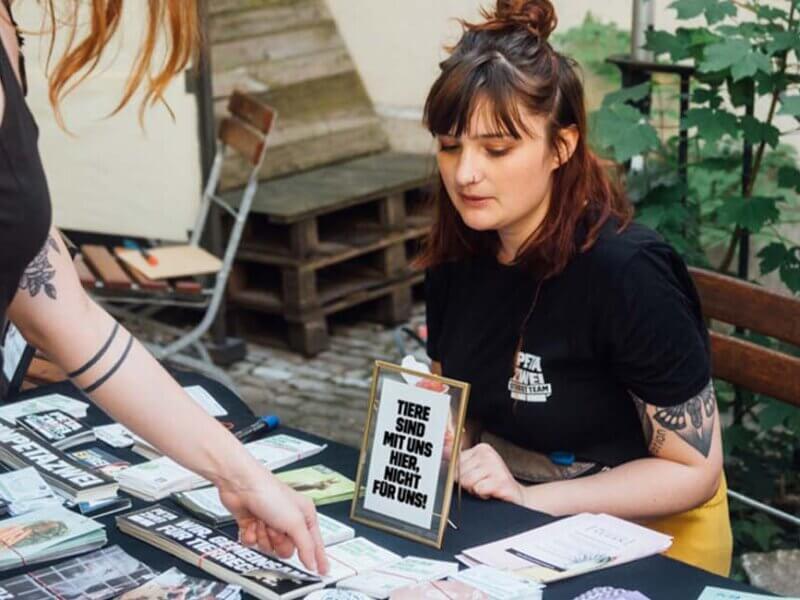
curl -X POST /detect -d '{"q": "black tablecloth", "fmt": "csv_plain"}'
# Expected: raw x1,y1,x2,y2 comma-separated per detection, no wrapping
4,373,768,599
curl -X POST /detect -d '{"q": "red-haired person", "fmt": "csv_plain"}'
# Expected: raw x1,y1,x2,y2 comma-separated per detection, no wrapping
421,0,732,576
0,1,326,573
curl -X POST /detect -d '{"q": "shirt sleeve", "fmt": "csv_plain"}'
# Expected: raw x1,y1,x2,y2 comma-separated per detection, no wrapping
601,244,711,407
424,264,449,363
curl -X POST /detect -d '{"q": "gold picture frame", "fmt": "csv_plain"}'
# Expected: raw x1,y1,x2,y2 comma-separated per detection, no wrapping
350,360,470,548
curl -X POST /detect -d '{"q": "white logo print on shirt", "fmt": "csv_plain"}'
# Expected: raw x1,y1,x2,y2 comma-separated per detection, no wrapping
508,351,552,402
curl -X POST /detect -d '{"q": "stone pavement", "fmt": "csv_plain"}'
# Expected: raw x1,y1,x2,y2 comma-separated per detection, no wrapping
124,305,428,449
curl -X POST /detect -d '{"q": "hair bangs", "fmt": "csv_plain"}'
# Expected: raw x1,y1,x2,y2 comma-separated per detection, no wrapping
424,58,534,140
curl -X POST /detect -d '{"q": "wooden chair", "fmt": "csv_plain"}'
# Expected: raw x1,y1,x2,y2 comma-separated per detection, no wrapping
689,267,800,526
90,91,277,389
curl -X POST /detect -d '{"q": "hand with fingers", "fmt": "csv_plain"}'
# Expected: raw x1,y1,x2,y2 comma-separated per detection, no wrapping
218,469,329,575
457,442,524,505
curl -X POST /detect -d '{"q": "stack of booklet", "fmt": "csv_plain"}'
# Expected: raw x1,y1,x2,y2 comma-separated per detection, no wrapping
0,545,157,598
458,513,673,583
0,505,106,571
173,484,357,546
116,504,325,600
17,409,95,450
116,456,207,501
276,465,354,505
118,434,327,501
0,424,118,503
0,394,89,425
119,567,241,600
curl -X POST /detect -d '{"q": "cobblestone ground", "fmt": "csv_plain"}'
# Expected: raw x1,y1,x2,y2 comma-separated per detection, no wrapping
123,305,427,449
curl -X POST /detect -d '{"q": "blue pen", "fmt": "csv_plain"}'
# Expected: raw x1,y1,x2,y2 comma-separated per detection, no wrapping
235,415,280,442
549,451,575,466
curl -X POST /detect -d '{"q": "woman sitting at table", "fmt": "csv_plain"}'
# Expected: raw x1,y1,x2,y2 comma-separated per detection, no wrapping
420,0,732,576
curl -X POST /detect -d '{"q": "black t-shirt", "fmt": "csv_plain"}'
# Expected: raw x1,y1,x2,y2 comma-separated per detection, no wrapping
425,220,710,467
0,10,52,397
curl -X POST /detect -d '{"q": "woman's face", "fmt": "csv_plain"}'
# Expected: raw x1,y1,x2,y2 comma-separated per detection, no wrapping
436,99,564,252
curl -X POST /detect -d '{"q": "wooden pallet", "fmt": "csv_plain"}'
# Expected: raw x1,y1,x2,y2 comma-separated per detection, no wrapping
224,152,435,355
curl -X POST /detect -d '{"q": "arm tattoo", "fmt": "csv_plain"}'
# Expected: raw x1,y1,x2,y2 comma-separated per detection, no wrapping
632,381,717,459
67,322,120,378
82,334,134,394
19,236,60,300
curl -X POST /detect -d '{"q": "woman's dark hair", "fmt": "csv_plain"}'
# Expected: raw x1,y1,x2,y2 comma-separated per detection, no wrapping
417,0,632,278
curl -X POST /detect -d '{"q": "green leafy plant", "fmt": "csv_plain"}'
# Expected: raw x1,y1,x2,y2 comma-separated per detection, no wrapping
584,0,800,579
592,0,800,293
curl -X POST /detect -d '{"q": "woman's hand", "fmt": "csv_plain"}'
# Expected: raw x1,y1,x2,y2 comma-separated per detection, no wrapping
218,468,329,575
457,443,524,505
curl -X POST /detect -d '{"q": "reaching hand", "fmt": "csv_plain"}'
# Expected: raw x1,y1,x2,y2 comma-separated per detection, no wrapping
457,442,524,505
218,469,329,575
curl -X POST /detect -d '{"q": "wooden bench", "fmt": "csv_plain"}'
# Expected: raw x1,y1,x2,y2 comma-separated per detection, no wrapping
690,267,800,408
222,151,436,355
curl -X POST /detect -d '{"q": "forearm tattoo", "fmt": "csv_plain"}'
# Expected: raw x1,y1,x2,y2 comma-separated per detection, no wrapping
632,380,716,458
19,236,60,300
69,322,134,394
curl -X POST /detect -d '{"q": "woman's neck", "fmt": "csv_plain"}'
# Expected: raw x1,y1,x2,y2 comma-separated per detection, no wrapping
496,192,552,265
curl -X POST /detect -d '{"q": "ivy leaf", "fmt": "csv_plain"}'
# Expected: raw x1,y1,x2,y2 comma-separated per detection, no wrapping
692,86,722,108
716,196,781,233
756,5,788,21
592,104,660,163
780,252,800,294
602,82,651,108
758,402,796,430
777,165,800,192
669,0,736,24
757,242,788,274
684,108,739,143
644,31,690,61
740,115,780,147
731,50,771,82
766,31,800,56
701,39,771,81
778,93,800,116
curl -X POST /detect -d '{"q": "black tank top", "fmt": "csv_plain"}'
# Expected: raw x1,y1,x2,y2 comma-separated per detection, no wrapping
0,1,53,392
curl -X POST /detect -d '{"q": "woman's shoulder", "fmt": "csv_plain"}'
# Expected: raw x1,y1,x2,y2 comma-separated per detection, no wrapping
576,218,678,279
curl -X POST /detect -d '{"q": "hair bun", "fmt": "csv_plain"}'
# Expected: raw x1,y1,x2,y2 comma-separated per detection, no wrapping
490,0,558,41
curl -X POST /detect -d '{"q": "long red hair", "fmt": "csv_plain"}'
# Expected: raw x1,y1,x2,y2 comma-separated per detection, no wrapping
417,0,631,278
36,0,199,125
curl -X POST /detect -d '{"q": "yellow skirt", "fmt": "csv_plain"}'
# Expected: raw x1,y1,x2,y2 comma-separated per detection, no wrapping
642,473,733,577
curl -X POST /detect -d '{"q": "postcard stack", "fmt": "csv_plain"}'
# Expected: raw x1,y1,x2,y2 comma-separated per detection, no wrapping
0,506,106,571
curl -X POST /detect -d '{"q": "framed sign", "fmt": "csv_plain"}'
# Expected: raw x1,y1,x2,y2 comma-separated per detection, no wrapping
350,360,470,548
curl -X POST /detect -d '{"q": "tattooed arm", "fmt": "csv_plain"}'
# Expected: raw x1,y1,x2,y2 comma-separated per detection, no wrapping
7,227,328,573
459,380,723,520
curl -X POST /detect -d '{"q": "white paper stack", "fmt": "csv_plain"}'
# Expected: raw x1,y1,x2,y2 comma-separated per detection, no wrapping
338,556,460,598
450,566,544,600
460,513,672,584
287,537,401,586
245,434,326,470
116,457,206,501
0,467,63,515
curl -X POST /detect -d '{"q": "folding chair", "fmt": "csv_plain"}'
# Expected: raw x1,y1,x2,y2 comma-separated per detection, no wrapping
93,91,276,390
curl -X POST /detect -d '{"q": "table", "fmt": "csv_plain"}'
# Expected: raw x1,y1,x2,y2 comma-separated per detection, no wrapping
4,372,770,599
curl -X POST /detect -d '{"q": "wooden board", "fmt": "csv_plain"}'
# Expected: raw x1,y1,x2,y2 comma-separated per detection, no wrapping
116,245,222,280
81,245,133,290
222,152,436,222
